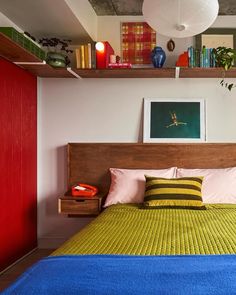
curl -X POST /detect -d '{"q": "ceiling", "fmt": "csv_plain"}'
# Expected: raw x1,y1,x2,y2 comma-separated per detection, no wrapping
0,0,93,43
88,0,236,15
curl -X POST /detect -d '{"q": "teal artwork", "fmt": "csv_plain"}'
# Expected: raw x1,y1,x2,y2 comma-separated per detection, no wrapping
150,101,201,139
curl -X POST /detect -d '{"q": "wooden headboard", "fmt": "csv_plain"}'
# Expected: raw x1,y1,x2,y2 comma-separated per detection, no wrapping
68,143,236,193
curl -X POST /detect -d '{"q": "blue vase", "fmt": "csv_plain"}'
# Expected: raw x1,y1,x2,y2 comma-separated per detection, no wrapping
151,46,166,68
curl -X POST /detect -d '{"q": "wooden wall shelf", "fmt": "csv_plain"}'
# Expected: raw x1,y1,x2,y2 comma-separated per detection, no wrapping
20,63,76,78
74,67,236,79
0,32,76,78
74,68,176,78
1,32,236,79
18,66,236,79
179,67,236,78
0,32,42,63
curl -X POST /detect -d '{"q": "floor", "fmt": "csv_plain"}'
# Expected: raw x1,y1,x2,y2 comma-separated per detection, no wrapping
0,249,54,292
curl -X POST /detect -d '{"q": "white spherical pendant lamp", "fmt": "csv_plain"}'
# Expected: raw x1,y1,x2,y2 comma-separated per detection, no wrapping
142,0,219,38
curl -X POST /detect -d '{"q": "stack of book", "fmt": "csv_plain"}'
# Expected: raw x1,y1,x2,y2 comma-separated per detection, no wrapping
108,63,132,69
187,46,216,68
75,42,96,69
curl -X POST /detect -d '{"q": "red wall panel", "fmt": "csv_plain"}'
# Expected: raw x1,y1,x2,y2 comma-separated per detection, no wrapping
0,58,37,272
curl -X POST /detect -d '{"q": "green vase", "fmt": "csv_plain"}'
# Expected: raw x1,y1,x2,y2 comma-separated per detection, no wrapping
46,52,67,68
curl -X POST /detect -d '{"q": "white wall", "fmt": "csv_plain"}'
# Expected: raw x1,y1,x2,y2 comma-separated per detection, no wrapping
65,0,97,41
38,77,236,247
97,16,193,67
213,15,236,27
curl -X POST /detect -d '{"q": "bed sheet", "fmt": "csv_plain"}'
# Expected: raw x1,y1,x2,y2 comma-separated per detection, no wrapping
53,203,236,256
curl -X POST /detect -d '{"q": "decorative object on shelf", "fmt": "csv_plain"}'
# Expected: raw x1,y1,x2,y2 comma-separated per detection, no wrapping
176,51,189,67
110,54,116,64
151,46,166,68
116,55,121,63
24,31,36,42
195,28,236,52
213,46,236,91
46,52,67,68
39,37,73,68
167,39,175,52
121,22,156,65
142,0,219,38
95,41,114,69
0,27,46,60
143,98,206,142
213,47,236,70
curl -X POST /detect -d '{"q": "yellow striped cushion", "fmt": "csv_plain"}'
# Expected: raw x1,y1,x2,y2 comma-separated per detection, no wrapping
143,176,206,209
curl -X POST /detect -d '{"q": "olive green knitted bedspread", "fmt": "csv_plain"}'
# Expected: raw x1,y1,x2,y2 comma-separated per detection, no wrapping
53,204,236,256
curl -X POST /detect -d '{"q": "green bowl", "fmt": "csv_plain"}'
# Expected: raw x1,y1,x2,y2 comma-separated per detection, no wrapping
46,52,67,68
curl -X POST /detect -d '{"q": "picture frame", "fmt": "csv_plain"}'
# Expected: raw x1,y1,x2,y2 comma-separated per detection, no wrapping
195,28,236,50
143,98,206,143
121,22,156,65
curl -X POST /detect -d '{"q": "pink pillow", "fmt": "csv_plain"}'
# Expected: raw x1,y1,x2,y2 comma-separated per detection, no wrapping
177,167,236,204
104,167,177,207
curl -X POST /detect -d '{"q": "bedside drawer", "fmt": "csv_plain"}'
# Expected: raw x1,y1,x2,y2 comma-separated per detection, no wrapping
59,199,99,215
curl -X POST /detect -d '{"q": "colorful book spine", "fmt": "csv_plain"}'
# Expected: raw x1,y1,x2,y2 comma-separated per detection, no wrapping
84,44,89,68
75,48,81,69
185,45,218,68
210,48,216,67
186,46,217,68
90,42,96,69
87,43,92,69
80,45,85,68
206,48,210,68
188,46,193,68
75,42,97,69
195,49,200,67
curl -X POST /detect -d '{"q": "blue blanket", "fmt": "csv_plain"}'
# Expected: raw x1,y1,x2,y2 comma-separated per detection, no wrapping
2,255,236,295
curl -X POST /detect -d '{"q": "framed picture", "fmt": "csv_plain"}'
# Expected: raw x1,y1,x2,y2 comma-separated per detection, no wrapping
121,22,156,65
143,98,206,142
195,28,236,50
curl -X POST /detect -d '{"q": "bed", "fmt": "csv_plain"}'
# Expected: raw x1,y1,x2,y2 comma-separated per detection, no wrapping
2,143,236,294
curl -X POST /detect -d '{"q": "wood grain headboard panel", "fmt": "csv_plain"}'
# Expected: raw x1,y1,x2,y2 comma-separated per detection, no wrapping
68,143,236,193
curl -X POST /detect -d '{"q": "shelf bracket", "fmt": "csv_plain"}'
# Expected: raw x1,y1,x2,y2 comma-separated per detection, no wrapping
67,67,82,79
14,60,47,65
175,67,180,79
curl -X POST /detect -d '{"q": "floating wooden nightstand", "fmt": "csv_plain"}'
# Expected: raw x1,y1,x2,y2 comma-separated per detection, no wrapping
58,193,105,217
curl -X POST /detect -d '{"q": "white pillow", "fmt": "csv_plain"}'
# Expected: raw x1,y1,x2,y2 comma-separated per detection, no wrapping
104,167,177,207
177,167,236,204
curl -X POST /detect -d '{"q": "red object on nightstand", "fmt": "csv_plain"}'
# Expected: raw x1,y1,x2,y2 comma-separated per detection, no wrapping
72,184,98,197
96,41,115,69
176,51,189,67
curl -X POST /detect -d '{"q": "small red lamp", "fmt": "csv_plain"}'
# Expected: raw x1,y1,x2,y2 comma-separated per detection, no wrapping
96,41,114,69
